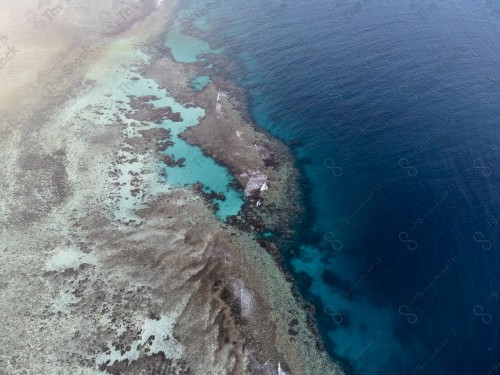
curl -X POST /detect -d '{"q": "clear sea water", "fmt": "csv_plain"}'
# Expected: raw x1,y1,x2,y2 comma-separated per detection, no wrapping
177,1,500,374
190,75,212,91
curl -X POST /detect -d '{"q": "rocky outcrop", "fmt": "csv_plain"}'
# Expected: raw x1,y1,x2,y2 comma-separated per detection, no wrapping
243,170,268,197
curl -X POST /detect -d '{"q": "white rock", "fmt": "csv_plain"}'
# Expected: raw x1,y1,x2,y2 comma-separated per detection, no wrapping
244,171,267,197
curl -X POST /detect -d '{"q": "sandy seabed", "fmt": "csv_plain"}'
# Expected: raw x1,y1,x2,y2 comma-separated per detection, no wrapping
0,1,343,374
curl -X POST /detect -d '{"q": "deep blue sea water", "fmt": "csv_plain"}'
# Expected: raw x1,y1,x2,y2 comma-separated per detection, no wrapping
181,1,500,374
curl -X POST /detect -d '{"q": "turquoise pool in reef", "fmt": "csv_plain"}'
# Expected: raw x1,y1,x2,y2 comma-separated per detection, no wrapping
164,16,216,63
103,62,243,219
190,75,211,91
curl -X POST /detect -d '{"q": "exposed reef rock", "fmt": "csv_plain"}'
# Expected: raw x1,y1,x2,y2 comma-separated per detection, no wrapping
243,171,268,197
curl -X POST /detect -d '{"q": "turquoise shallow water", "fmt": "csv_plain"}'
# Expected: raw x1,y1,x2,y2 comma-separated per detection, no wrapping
112,50,243,219
190,75,211,91
165,17,217,63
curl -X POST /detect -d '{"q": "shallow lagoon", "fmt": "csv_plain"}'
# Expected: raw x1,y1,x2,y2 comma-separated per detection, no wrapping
165,18,216,63
131,75,244,219
190,75,212,91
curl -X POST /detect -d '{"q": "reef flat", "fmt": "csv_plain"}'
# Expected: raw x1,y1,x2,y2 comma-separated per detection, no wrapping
0,1,342,374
